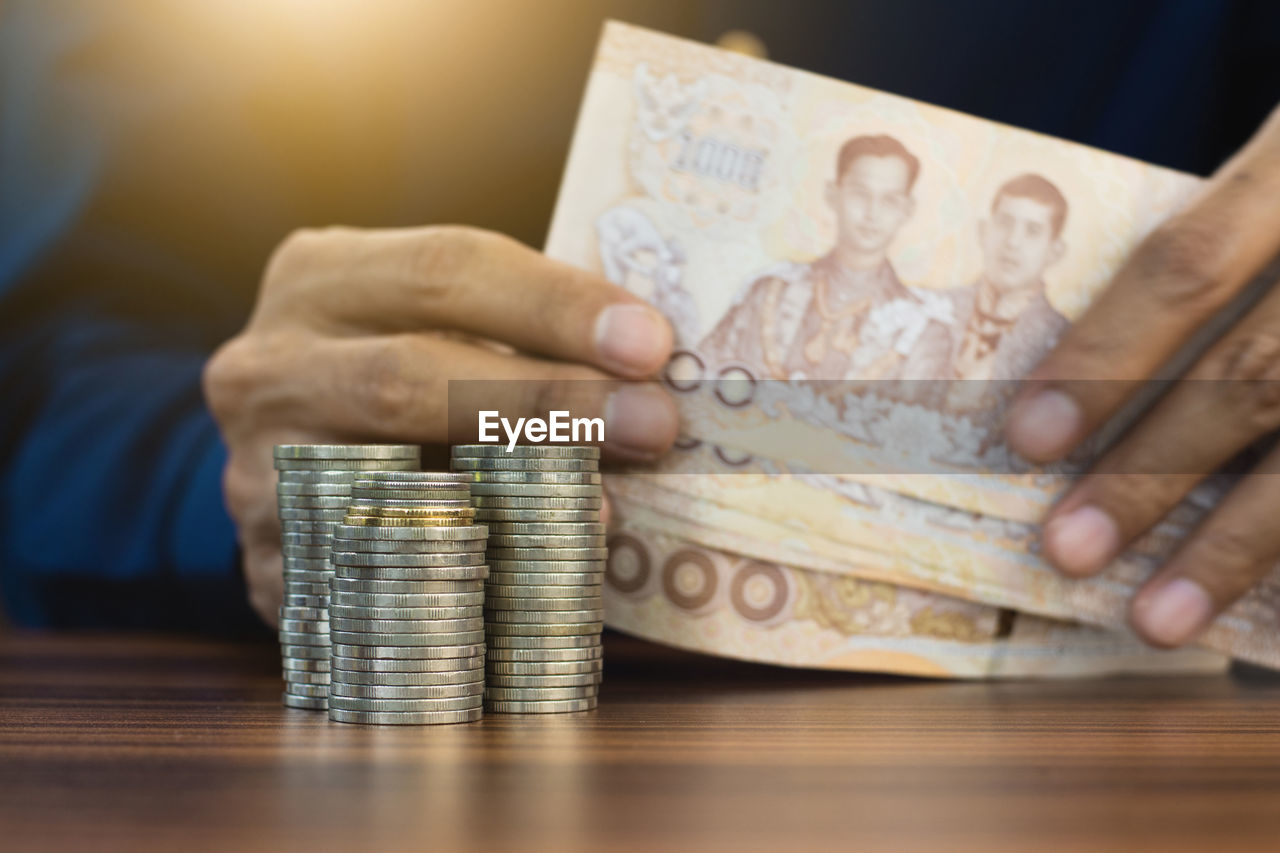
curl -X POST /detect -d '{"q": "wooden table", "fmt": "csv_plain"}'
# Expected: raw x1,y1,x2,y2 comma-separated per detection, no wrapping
2,630,1278,852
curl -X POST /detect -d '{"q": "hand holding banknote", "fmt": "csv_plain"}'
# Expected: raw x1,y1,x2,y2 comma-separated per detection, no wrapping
1007,104,1280,649
204,225,677,622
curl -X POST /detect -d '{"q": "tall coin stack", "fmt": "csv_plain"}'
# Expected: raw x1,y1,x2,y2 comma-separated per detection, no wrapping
327,471,488,725
450,445,605,713
274,445,421,710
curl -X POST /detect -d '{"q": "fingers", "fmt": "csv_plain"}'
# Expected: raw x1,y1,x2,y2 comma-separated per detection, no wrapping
1127,446,1280,647
276,333,679,460
1040,274,1280,576
258,226,673,379
1005,104,1280,461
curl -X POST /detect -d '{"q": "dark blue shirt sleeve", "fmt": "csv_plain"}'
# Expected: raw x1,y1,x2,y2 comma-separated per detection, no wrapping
0,2,253,632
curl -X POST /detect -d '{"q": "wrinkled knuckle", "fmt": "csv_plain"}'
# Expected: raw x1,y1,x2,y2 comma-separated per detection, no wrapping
1206,332,1280,428
202,337,255,422
1192,527,1266,595
1135,221,1231,310
361,346,419,430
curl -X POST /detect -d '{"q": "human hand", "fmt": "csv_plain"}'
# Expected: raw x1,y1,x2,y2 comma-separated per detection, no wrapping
1004,104,1280,648
203,226,677,625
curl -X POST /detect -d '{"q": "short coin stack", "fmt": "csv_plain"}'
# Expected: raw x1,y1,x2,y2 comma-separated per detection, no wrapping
450,445,605,713
274,445,421,710
327,471,489,725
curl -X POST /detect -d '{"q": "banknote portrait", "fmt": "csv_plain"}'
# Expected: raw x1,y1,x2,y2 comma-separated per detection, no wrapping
949,173,1070,382
698,133,953,383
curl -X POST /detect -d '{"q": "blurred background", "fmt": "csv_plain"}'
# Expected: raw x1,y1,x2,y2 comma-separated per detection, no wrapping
1,0,1277,630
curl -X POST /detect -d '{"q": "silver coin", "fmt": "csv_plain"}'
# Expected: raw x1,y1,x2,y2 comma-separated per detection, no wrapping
284,582,332,597
331,539,486,554
450,457,599,472
282,657,331,672
281,519,341,532
282,570,333,585
485,534,606,548
282,693,328,710
334,566,488,582
486,660,602,675
277,631,332,646
273,458,421,471
485,609,604,625
485,698,596,714
282,531,338,546
484,522,606,535
473,509,600,522
283,594,330,608
487,561,605,574
486,548,608,561
331,578,483,595
278,483,353,496
279,605,327,621
281,555,331,569
332,551,485,568
486,646,603,662
277,495,354,509
354,471,468,483
349,488,470,501
472,496,601,510
279,508,349,521
467,483,602,498
330,591,483,608
332,655,485,674
451,444,600,459
459,471,602,485
335,524,487,541
277,471,361,484
327,696,483,713
484,622,603,637
284,682,331,698
330,682,483,700
332,642,485,660
483,686,597,701
281,545,334,559
330,617,483,634
274,444,420,461
330,605,483,621
484,584,599,599
328,707,483,725
485,634,601,650
279,618,330,634
330,630,486,647
484,597,602,612
283,670,332,686
331,668,483,686
487,573,603,588
280,643,332,660
485,673,600,688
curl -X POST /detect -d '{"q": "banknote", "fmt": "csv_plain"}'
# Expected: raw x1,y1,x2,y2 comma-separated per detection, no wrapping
547,23,1278,671
603,521,1228,679
546,22,1211,521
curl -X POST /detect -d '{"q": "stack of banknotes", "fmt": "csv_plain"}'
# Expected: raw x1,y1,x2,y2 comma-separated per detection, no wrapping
544,22,1280,677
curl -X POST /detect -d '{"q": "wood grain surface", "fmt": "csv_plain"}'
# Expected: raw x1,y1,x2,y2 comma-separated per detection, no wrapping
1,629,1278,852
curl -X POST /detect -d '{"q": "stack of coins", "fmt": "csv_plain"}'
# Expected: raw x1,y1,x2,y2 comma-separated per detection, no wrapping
327,471,488,725
450,445,605,713
274,445,421,710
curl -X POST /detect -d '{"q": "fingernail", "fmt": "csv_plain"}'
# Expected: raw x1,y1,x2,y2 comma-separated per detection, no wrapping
604,384,678,459
1005,389,1081,460
594,304,672,377
1043,505,1118,576
1132,578,1214,647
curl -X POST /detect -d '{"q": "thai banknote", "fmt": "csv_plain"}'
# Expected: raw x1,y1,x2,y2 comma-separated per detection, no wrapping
546,22,1277,671
545,22,1209,520
603,521,1227,679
